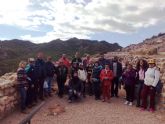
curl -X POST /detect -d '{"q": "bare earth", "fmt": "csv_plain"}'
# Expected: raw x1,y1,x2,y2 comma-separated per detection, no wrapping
1,92,164,124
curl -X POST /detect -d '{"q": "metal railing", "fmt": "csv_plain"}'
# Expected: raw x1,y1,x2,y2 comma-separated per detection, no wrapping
19,102,45,124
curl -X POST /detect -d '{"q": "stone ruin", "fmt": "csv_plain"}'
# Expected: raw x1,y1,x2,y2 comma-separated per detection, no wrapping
0,73,18,120
105,52,165,110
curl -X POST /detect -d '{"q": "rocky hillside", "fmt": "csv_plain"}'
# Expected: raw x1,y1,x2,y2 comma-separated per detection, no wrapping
122,33,165,55
0,38,121,76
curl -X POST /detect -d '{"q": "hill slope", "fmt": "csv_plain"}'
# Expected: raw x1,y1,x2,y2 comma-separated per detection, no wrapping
0,38,121,75
122,33,165,55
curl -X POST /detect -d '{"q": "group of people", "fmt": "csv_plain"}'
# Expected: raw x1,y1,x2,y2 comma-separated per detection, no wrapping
17,52,161,114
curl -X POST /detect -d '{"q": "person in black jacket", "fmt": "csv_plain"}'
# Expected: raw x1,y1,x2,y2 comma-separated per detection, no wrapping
86,63,93,96
45,56,56,96
71,52,82,68
25,58,36,107
98,53,110,69
68,72,82,103
110,56,122,97
56,61,68,98
35,52,46,100
92,61,102,100
70,62,78,79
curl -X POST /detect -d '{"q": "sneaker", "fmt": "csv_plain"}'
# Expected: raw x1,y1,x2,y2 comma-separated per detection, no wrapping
124,101,129,105
68,99,72,103
128,102,133,106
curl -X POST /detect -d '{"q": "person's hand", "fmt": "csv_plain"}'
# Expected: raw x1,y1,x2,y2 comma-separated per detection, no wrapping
32,84,34,88
78,92,81,96
74,90,77,94
150,86,155,90
25,87,28,90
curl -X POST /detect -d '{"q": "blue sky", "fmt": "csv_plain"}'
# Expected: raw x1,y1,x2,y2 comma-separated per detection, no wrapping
0,0,165,47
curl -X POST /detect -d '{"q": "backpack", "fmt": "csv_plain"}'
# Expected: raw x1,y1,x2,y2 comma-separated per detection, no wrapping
154,69,163,94
156,80,163,94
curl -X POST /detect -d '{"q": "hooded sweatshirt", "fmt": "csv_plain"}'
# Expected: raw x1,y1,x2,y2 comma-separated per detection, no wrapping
144,67,160,87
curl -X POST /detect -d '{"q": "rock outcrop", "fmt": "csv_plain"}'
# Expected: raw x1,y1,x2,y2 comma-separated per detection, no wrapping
0,73,18,120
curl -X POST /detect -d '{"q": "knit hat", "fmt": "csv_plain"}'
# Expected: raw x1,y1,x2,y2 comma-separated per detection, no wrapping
148,59,156,64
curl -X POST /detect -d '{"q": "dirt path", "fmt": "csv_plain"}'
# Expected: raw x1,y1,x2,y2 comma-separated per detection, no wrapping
1,94,164,124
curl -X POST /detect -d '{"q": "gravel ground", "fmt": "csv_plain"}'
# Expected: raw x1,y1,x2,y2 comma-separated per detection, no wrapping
1,92,164,124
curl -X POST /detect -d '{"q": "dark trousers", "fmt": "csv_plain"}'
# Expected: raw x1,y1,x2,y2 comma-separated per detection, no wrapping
136,80,144,106
125,84,135,102
87,74,93,95
68,89,81,101
19,86,27,111
80,80,86,97
33,81,39,102
57,80,65,97
38,78,45,99
45,77,53,94
111,77,119,96
141,85,156,110
26,84,35,106
93,80,101,99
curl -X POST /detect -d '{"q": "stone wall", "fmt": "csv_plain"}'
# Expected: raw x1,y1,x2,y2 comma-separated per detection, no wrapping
0,73,18,120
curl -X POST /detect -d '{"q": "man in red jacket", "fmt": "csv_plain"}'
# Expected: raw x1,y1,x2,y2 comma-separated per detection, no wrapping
59,54,71,69
100,64,114,103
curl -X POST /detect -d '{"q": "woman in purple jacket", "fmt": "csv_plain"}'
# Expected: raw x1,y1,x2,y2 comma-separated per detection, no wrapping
122,63,136,106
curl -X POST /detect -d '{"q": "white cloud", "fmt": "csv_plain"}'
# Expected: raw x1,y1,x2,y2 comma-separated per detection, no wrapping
0,0,165,43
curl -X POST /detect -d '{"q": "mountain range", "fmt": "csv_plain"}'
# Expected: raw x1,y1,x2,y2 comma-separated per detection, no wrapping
0,38,121,75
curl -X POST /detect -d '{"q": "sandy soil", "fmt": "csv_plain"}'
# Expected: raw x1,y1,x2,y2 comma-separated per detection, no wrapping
1,93,164,124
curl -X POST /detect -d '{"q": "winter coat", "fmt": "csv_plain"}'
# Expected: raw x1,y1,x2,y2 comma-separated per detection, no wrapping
100,69,114,86
69,77,82,92
110,61,122,78
35,58,46,79
25,64,36,85
59,58,71,69
144,67,160,87
92,65,102,80
45,61,56,77
122,69,136,85
17,68,27,87
70,66,78,79
56,65,68,83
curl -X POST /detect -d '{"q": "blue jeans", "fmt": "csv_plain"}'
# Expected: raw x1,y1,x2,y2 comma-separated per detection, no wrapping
19,86,27,111
45,77,53,93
